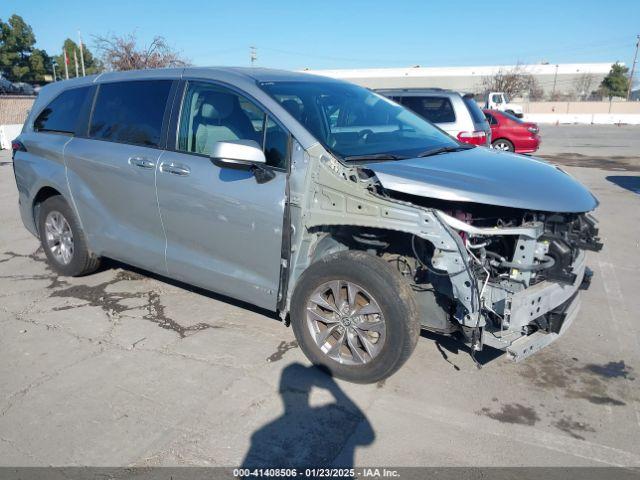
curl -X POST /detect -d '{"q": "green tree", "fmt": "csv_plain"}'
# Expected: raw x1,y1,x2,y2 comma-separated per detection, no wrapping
0,14,37,81
599,63,630,99
27,48,52,83
54,38,102,79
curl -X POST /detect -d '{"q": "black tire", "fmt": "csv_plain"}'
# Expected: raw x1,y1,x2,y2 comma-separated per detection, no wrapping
37,195,100,276
290,250,420,383
492,138,515,152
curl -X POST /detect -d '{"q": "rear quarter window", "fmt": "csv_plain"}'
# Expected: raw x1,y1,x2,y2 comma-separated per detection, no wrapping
401,96,456,123
89,80,172,147
463,96,488,125
33,86,91,134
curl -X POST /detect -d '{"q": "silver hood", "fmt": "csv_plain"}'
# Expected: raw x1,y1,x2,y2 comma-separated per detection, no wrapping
364,147,598,213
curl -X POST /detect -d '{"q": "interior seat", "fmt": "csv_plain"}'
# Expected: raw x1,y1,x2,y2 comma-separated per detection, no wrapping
194,92,258,155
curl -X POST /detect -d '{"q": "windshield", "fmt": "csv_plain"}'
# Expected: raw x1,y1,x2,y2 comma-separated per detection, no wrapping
259,80,459,160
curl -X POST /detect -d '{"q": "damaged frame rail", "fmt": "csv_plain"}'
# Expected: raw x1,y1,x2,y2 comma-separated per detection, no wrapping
283,142,590,361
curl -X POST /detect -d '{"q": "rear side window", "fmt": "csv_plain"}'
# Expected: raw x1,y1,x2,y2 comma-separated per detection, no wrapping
90,80,172,147
401,96,456,123
34,86,91,134
463,96,487,124
485,112,498,125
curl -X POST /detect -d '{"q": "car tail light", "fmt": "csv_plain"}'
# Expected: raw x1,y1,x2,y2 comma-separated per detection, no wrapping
457,130,487,146
527,125,539,134
11,140,26,160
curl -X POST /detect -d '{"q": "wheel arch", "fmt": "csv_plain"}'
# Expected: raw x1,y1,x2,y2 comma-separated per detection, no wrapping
32,186,64,237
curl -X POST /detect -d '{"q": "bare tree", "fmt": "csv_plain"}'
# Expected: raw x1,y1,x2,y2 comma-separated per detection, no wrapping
94,33,190,71
526,76,545,101
572,73,596,101
480,64,536,99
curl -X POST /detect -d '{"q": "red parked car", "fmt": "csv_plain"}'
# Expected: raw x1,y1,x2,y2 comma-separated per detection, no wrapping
483,109,540,154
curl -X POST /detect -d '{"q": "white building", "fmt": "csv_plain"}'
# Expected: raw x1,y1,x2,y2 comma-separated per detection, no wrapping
305,63,615,98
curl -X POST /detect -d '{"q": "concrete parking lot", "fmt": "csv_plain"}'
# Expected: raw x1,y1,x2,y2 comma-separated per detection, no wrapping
0,125,639,468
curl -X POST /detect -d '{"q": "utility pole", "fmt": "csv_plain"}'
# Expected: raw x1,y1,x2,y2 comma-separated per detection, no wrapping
52,61,57,82
78,31,86,76
250,46,257,66
626,35,639,101
551,64,559,99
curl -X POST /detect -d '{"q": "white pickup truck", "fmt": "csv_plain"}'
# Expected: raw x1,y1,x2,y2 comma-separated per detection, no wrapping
485,92,523,118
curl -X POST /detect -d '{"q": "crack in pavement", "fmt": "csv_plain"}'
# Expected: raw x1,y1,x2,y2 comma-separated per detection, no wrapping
2,250,228,339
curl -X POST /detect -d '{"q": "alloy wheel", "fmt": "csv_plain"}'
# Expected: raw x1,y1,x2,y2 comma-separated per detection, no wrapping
44,210,74,265
493,141,512,151
306,280,386,365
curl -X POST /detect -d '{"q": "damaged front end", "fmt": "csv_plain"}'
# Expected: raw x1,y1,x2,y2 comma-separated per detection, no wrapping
424,205,602,361
358,150,603,362
286,141,602,364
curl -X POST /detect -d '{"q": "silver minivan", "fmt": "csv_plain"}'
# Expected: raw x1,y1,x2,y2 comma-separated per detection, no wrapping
13,68,601,383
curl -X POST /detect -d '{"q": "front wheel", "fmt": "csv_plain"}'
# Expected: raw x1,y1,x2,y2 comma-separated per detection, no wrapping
290,250,420,383
492,138,515,152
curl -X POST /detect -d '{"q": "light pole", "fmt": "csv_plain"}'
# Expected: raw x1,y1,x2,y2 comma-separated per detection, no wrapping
626,35,639,101
551,64,559,99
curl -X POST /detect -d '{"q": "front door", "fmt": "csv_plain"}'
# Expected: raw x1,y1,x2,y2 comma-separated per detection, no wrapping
65,79,174,272
156,81,289,310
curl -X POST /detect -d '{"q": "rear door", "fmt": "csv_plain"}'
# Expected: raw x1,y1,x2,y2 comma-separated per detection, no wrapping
156,80,289,310
65,79,175,272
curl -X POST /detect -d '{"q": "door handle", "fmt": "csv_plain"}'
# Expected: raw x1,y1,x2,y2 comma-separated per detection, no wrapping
128,156,155,169
160,162,191,176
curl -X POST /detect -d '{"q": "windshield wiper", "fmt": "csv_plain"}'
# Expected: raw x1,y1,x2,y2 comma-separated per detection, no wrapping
416,145,474,158
342,153,407,162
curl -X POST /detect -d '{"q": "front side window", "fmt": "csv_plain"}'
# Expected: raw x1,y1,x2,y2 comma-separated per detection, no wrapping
34,86,91,134
177,81,288,169
89,80,172,147
261,81,458,160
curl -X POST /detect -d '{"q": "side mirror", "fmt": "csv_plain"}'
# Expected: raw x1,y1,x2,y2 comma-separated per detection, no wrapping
210,139,266,167
210,139,275,184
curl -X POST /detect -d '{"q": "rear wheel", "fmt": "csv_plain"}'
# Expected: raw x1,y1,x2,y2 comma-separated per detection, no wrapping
290,250,420,383
492,138,515,152
37,195,100,276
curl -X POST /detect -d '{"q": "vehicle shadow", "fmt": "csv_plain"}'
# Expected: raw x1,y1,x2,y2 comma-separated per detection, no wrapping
98,257,279,321
241,363,374,471
421,330,503,369
606,176,640,195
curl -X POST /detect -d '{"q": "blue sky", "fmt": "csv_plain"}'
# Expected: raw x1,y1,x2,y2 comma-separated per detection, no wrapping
2,0,640,75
